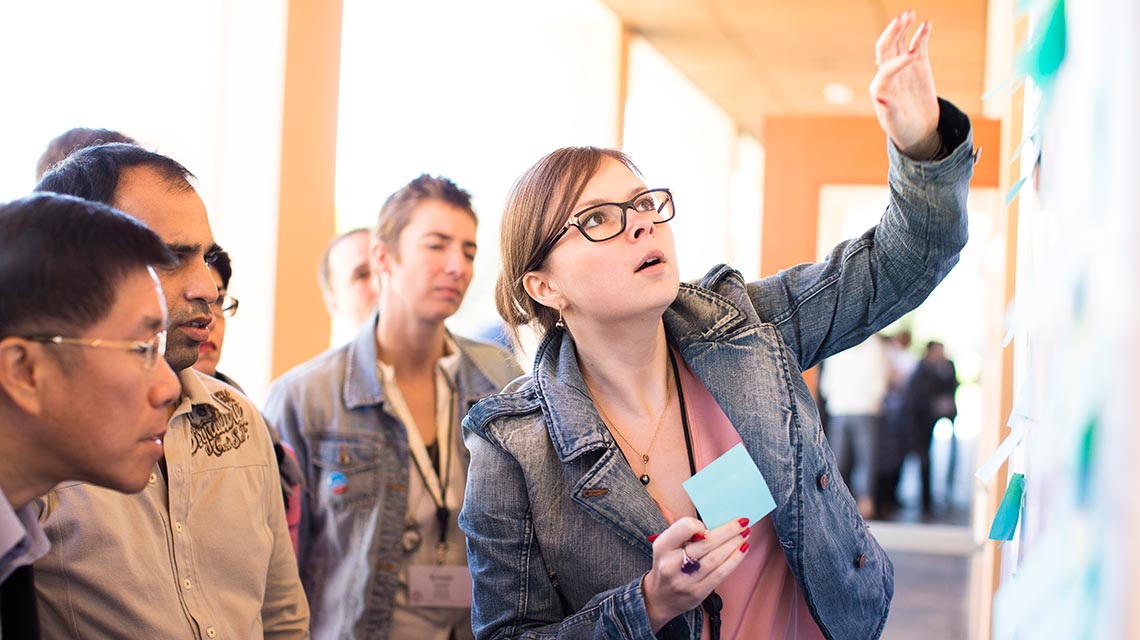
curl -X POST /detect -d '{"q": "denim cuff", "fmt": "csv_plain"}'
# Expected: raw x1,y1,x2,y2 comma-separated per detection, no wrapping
888,98,976,184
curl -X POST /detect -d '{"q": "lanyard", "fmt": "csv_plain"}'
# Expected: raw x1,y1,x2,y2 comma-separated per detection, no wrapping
399,371,457,563
668,345,723,640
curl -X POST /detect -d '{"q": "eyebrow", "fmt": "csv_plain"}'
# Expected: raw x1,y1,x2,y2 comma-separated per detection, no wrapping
165,242,202,255
139,315,165,334
425,232,478,251
574,186,647,211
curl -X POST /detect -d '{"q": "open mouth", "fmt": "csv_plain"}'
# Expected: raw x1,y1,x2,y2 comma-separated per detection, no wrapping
636,253,665,272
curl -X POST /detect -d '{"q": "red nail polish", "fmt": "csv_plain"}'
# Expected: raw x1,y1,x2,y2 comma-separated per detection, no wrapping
740,528,751,539
647,534,660,543
740,542,750,553
689,532,707,542
737,517,750,528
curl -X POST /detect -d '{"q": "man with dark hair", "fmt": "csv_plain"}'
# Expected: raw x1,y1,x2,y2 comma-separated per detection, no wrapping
34,144,310,638
318,227,378,344
0,193,180,637
34,127,137,181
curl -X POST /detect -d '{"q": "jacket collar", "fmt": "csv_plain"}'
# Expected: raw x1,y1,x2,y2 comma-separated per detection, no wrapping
535,271,753,464
342,310,506,411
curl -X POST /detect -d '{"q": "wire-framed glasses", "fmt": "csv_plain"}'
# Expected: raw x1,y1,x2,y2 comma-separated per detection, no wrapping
526,188,674,272
209,294,239,319
28,330,168,369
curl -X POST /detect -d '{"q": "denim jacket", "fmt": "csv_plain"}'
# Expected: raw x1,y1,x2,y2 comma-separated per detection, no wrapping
263,315,522,639
458,102,973,640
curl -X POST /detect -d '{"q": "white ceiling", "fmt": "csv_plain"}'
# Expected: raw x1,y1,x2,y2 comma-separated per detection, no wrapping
603,0,989,139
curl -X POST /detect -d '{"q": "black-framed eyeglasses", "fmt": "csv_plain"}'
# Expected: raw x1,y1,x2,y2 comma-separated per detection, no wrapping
209,294,239,319
27,330,168,370
526,188,674,272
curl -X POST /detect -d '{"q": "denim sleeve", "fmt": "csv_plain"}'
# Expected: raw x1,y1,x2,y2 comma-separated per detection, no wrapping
253,407,313,638
748,99,974,372
262,379,315,574
460,428,659,640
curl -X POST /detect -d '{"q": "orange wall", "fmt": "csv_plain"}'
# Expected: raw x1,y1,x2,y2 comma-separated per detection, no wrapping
272,0,343,379
761,113,1001,391
761,113,1001,277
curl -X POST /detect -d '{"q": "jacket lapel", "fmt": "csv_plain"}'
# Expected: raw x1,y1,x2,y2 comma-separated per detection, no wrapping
536,332,668,557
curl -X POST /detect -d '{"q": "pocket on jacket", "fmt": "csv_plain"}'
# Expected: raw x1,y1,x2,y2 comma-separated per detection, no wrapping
312,437,381,509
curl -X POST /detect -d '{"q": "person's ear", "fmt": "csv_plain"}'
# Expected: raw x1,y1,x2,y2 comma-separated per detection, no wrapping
0,338,45,416
321,289,339,315
522,271,564,315
371,237,395,279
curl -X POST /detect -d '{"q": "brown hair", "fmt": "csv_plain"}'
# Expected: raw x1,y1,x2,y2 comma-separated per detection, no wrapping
36,127,137,181
495,147,641,339
374,174,476,258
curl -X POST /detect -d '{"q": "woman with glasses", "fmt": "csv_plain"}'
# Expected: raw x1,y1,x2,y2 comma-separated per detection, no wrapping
193,249,239,384
460,12,973,640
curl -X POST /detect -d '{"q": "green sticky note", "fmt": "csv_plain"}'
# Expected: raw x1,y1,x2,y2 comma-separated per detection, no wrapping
682,443,776,530
989,473,1026,541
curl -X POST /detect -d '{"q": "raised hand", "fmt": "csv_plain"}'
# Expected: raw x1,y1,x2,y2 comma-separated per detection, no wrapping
641,516,751,632
870,10,941,160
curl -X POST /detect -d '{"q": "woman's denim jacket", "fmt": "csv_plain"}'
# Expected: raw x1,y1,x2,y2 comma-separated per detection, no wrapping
263,315,523,639
459,101,974,640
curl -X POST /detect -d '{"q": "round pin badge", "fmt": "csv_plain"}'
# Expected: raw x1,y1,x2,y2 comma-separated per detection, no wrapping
327,471,348,495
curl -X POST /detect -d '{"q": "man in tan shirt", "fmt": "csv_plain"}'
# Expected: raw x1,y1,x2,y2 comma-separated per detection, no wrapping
33,144,309,639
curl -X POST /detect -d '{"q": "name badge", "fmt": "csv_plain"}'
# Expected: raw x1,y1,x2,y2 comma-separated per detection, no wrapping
407,565,473,608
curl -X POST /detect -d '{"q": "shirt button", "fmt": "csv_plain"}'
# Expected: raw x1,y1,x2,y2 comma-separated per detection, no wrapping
174,522,183,533
817,473,829,490
148,473,157,485
183,578,193,590
855,553,867,569
206,628,217,638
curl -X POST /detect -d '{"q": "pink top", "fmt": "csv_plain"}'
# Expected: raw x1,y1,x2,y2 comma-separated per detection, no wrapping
655,352,825,640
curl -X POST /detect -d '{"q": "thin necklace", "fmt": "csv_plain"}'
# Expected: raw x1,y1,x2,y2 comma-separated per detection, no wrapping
584,356,674,485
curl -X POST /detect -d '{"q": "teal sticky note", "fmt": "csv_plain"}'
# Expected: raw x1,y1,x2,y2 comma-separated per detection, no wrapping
1024,0,1067,86
989,473,1026,541
682,443,776,530
1005,177,1028,205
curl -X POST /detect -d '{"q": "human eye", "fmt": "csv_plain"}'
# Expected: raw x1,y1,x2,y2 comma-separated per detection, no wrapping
579,207,612,229
633,193,658,212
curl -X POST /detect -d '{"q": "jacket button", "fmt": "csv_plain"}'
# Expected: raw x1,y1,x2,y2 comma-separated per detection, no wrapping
817,473,829,490
855,553,867,569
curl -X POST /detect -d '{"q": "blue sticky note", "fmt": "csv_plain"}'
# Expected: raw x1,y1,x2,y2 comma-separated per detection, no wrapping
988,473,1026,541
682,443,775,530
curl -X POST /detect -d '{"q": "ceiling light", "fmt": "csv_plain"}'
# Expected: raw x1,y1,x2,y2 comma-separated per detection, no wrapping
823,82,854,106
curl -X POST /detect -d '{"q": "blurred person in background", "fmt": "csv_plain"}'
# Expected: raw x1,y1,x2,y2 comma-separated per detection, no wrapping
265,174,521,639
819,334,891,519
903,340,959,516
874,330,918,518
319,227,380,345
35,127,137,182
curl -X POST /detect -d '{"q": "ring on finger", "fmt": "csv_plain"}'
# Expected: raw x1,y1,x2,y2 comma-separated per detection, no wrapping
680,546,701,575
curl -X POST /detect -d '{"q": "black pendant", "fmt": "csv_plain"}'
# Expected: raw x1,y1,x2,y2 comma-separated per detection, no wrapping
640,474,651,485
